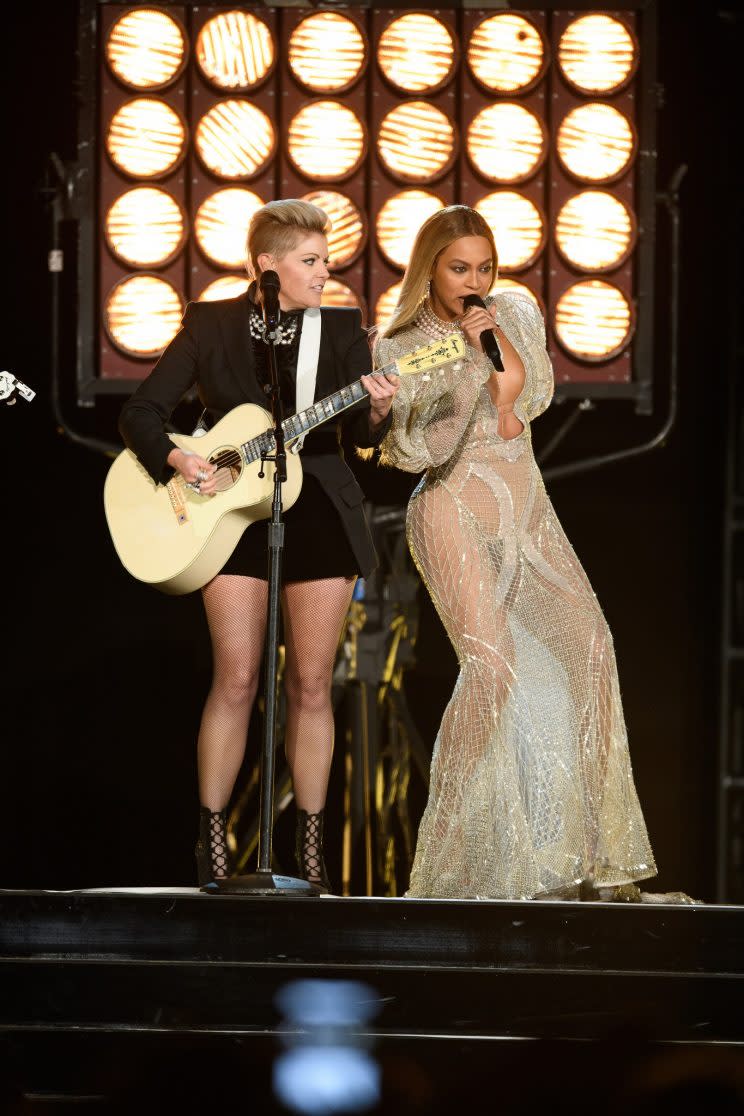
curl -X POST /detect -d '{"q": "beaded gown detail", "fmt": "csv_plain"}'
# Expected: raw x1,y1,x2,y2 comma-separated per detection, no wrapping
375,291,656,899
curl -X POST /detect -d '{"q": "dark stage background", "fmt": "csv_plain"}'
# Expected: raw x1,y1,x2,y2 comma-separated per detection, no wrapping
3,1,741,900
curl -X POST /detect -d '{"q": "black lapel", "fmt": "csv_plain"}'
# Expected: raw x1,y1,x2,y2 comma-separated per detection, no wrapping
216,295,263,405
315,309,347,402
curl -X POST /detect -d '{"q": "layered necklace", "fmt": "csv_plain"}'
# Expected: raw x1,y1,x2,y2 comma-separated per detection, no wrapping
416,299,465,341
248,307,300,347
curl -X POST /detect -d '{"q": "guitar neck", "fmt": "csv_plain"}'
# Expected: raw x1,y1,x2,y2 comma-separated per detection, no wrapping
240,361,398,465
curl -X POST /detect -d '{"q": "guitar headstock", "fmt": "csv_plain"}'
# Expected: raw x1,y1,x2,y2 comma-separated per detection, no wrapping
395,333,467,378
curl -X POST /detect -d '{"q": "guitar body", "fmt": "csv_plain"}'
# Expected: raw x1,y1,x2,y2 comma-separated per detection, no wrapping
104,404,303,595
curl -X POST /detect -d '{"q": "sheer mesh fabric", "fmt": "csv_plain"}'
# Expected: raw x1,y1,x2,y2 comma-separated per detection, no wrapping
199,573,354,816
376,291,656,900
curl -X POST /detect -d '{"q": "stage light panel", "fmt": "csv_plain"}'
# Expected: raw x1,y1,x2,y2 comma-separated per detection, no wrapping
377,101,456,184
287,101,366,181
467,13,546,93
475,192,545,272
195,100,275,180
289,12,366,93
302,190,366,268
558,15,637,95
195,11,275,91
105,275,184,358
377,14,456,94
555,190,634,272
467,103,546,184
554,279,633,360
106,8,186,91
106,97,186,179
492,278,540,307
198,275,250,302
321,278,361,309
105,187,185,268
376,190,445,270
556,102,635,184
375,281,404,327
194,188,264,269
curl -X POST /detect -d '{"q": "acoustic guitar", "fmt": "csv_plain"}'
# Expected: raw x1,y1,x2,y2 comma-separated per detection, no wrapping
104,333,465,595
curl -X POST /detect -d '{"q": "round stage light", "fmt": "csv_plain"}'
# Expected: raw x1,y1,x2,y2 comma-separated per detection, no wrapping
195,100,275,180
106,8,186,91
198,276,250,302
475,192,545,272
194,188,264,269
375,281,404,327
196,11,275,91
467,14,546,93
558,15,637,95
302,190,366,268
287,101,366,181
376,190,445,270
105,275,184,358
555,191,634,272
377,14,456,94
105,187,185,268
321,279,361,310
289,13,367,93
467,103,546,184
106,97,186,179
554,280,633,361
377,101,456,184
492,278,540,308
556,103,635,184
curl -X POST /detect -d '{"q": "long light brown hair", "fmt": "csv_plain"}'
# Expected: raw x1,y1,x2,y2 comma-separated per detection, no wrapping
246,199,331,278
382,205,498,337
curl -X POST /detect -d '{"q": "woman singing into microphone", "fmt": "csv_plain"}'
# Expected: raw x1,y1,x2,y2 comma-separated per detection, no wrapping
119,199,398,890
374,205,656,900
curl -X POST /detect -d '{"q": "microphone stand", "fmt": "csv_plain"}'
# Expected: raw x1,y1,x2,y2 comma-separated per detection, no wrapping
215,285,319,897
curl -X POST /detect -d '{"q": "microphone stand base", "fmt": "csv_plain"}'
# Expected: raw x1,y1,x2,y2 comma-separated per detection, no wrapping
208,871,324,897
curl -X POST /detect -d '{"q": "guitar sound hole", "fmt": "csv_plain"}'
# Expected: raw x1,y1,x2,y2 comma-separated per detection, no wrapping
209,448,242,493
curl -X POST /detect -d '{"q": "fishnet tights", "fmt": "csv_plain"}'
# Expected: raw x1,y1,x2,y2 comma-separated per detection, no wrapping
199,573,354,814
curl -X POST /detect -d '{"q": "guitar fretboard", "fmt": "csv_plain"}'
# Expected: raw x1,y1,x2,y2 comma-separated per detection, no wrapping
240,362,398,465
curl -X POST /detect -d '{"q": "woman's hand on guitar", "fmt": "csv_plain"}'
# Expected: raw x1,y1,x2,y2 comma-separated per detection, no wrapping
362,370,400,428
167,447,217,496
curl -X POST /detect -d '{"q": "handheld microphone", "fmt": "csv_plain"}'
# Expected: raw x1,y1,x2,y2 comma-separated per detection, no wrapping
259,269,281,323
461,294,503,372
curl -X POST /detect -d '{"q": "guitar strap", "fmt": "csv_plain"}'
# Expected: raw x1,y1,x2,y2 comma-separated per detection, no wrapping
293,307,322,452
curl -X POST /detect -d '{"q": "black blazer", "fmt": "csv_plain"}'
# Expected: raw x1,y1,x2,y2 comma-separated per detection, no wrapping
119,294,390,578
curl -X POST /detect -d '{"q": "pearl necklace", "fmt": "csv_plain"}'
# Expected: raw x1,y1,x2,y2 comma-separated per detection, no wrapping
415,300,465,341
249,308,299,347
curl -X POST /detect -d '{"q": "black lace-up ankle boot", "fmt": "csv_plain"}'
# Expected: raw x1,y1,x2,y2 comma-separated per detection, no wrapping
195,807,232,888
295,808,331,893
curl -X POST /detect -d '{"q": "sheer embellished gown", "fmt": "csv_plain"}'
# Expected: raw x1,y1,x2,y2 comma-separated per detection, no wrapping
375,292,656,899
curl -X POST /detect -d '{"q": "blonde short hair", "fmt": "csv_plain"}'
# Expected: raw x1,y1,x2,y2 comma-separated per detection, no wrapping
382,205,498,337
246,199,331,278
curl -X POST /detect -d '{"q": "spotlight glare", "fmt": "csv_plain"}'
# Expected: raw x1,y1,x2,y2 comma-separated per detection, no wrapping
105,187,185,268
559,15,637,95
196,11,275,91
288,101,366,181
377,15,456,94
198,276,250,302
554,279,632,360
105,275,183,358
378,101,456,184
467,14,545,93
376,190,445,270
321,278,361,310
302,190,366,268
106,97,186,179
289,13,366,93
467,103,546,184
474,192,545,272
555,191,634,272
106,8,186,90
375,281,404,327
194,188,264,269
195,100,275,180
557,103,635,184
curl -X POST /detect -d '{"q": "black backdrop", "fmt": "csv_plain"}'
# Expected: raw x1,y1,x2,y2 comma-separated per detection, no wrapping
3,0,741,900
